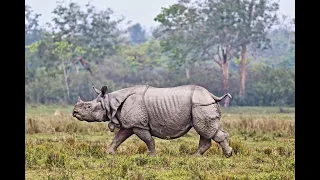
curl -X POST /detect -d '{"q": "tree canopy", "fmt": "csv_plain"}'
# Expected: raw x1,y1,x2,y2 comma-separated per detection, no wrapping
25,1,294,106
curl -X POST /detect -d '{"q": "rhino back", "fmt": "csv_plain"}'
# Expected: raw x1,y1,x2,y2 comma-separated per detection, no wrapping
144,86,194,138
192,86,216,105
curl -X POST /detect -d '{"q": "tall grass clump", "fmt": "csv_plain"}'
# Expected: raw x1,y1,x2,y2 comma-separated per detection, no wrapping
25,114,107,134
222,115,294,137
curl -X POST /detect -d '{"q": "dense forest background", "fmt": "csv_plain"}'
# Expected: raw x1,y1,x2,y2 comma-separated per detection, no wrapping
25,0,295,107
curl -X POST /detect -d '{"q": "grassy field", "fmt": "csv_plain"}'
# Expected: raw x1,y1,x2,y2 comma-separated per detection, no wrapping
25,105,295,180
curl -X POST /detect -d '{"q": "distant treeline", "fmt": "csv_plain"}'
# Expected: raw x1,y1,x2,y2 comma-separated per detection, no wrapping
25,0,294,107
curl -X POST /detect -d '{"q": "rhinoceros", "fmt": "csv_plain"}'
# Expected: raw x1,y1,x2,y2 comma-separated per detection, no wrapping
72,85,233,157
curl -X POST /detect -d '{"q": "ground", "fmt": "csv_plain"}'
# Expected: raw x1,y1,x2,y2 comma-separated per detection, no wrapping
25,105,295,180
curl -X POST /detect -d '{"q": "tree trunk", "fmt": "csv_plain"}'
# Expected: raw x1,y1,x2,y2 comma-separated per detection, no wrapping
185,67,190,80
239,45,247,97
75,65,79,74
222,45,230,107
287,31,293,51
62,61,70,103
222,61,230,107
185,61,190,80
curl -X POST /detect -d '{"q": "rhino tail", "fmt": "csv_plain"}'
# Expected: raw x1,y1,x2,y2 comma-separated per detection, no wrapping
210,93,232,102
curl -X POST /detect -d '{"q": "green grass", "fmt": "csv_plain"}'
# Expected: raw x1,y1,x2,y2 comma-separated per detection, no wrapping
25,105,295,180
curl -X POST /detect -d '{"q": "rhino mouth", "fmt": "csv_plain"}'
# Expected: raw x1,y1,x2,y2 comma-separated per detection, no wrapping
75,115,83,120
72,110,78,117
72,111,84,120
74,115,84,120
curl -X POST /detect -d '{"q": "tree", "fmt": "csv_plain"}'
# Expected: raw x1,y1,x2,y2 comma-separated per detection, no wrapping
50,1,125,63
25,1,127,104
118,40,171,86
154,0,240,106
25,39,66,104
128,23,147,45
246,64,295,106
24,0,294,107
291,18,295,44
25,5,42,45
154,3,200,81
234,0,279,98
244,15,295,69
52,41,74,102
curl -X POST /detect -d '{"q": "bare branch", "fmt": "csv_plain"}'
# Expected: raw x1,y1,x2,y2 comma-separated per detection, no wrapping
212,55,222,68
248,0,255,22
201,41,222,68
202,44,211,57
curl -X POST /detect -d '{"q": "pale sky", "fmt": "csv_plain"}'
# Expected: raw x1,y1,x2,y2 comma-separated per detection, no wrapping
26,0,295,30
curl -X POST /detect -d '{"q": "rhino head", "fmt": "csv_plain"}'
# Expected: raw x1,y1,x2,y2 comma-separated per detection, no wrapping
72,86,110,122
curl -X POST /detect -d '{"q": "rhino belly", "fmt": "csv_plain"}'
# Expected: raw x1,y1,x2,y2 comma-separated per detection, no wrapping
144,87,193,139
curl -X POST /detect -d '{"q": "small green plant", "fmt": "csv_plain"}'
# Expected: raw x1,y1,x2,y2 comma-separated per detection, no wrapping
46,152,66,168
65,135,76,145
263,147,273,156
137,143,148,154
230,139,247,155
206,142,221,155
179,143,193,154
131,156,148,166
261,135,272,141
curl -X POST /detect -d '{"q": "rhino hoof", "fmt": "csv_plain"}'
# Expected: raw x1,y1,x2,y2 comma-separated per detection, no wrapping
106,149,116,155
192,153,202,157
148,152,156,157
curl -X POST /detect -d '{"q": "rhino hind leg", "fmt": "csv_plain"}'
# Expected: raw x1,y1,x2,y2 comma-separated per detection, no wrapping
194,136,212,156
107,128,133,154
212,129,233,158
192,103,221,139
192,103,232,157
133,128,156,156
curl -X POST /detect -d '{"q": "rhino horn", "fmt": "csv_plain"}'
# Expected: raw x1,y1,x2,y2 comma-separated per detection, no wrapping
77,96,83,103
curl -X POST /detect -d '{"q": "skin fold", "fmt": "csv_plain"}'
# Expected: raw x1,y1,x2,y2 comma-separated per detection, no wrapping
72,85,233,157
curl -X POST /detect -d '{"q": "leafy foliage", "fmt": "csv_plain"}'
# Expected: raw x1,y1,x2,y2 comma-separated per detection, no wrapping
25,1,294,106
25,5,42,45
128,23,147,44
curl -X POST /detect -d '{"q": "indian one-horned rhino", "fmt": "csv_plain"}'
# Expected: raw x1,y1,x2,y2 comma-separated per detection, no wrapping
72,85,233,157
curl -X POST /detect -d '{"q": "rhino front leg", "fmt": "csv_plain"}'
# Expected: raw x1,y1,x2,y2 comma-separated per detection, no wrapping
132,128,156,156
194,136,212,156
107,128,133,154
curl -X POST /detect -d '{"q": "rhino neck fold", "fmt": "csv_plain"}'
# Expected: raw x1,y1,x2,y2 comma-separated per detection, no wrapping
108,92,112,121
104,85,151,127
101,93,112,122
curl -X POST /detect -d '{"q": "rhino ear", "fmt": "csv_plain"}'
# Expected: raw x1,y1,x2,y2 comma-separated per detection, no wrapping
101,86,108,96
92,86,101,94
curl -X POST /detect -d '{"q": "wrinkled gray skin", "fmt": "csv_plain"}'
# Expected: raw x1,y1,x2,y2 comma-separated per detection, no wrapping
72,85,233,157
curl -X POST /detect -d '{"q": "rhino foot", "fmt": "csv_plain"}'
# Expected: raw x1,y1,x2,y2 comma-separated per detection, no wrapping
192,153,202,157
223,147,233,158
106,148,116,155
147,152,156,157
